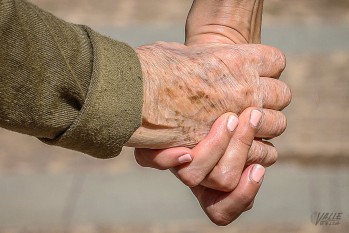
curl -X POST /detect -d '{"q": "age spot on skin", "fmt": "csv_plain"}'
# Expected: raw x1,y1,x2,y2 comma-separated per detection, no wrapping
165,88,177,98
189,95,200,104
196,91,206,98
188,90,208,104
244,88,253,98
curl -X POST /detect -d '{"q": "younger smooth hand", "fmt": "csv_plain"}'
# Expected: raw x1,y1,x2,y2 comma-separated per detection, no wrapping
135,108,270,225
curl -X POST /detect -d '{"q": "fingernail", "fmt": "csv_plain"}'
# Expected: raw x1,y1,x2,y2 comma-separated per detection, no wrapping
250,164,265,183
227,115,239,132
178,154,192,164
250,110,262,127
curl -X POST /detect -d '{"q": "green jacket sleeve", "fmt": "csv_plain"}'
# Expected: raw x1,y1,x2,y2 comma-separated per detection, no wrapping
0,0,143,158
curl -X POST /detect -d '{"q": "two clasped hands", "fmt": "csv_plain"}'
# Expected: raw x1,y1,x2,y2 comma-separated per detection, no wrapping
126,0,291,226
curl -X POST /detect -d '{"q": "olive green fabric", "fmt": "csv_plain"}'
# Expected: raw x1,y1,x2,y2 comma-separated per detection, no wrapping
0,0,143,158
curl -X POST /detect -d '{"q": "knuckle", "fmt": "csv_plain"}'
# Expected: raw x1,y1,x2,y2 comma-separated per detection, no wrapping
275,113,287,136
213,171,240,192
268,112,287,138
257,145,268,164
249,141,279,167
283,84,292,107
273,47,287,72
268,150,278,166
177,169,204,187
279,51,287,70
259,44,285,63
248,141,266,164
237,192,255,206
262,145,278,167
277,81,292,110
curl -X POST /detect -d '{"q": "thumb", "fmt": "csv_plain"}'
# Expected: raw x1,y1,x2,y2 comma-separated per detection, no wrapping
185,0,264,45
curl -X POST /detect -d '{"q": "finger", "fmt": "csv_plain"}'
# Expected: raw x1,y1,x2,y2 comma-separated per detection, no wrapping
255,109,287,139
217,44,286,78
247,140,277,167
134,147,192,170
192,164,265,226
255,45,286,78
217,164,265,219
260,77,292,110
185,0,264,45
200,108,263,192
174,113,239,187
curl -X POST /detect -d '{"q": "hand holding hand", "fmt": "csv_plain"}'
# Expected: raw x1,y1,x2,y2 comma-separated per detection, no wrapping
135,107,268,225
131,0,292,226
126,0,290,149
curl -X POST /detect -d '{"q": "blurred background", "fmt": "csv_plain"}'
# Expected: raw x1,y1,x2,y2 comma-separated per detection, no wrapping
0,0,348,232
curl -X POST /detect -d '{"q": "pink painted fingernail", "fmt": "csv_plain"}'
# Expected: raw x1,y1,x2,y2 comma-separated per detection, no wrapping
250,164,265,183
178,154,192,164
250,110,262,127
227,115,239,132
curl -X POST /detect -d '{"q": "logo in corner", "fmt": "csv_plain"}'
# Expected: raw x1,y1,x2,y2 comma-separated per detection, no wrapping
311,212,343,226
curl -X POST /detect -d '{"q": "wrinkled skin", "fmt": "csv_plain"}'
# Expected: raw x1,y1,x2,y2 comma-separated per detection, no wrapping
126,42,289,149
126,0,290,149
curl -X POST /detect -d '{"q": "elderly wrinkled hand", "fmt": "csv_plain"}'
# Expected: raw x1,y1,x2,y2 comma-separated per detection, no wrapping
126,42,289,149
126,0,290,149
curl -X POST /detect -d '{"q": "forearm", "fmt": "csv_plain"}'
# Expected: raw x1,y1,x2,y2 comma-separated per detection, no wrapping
0,0,143,158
